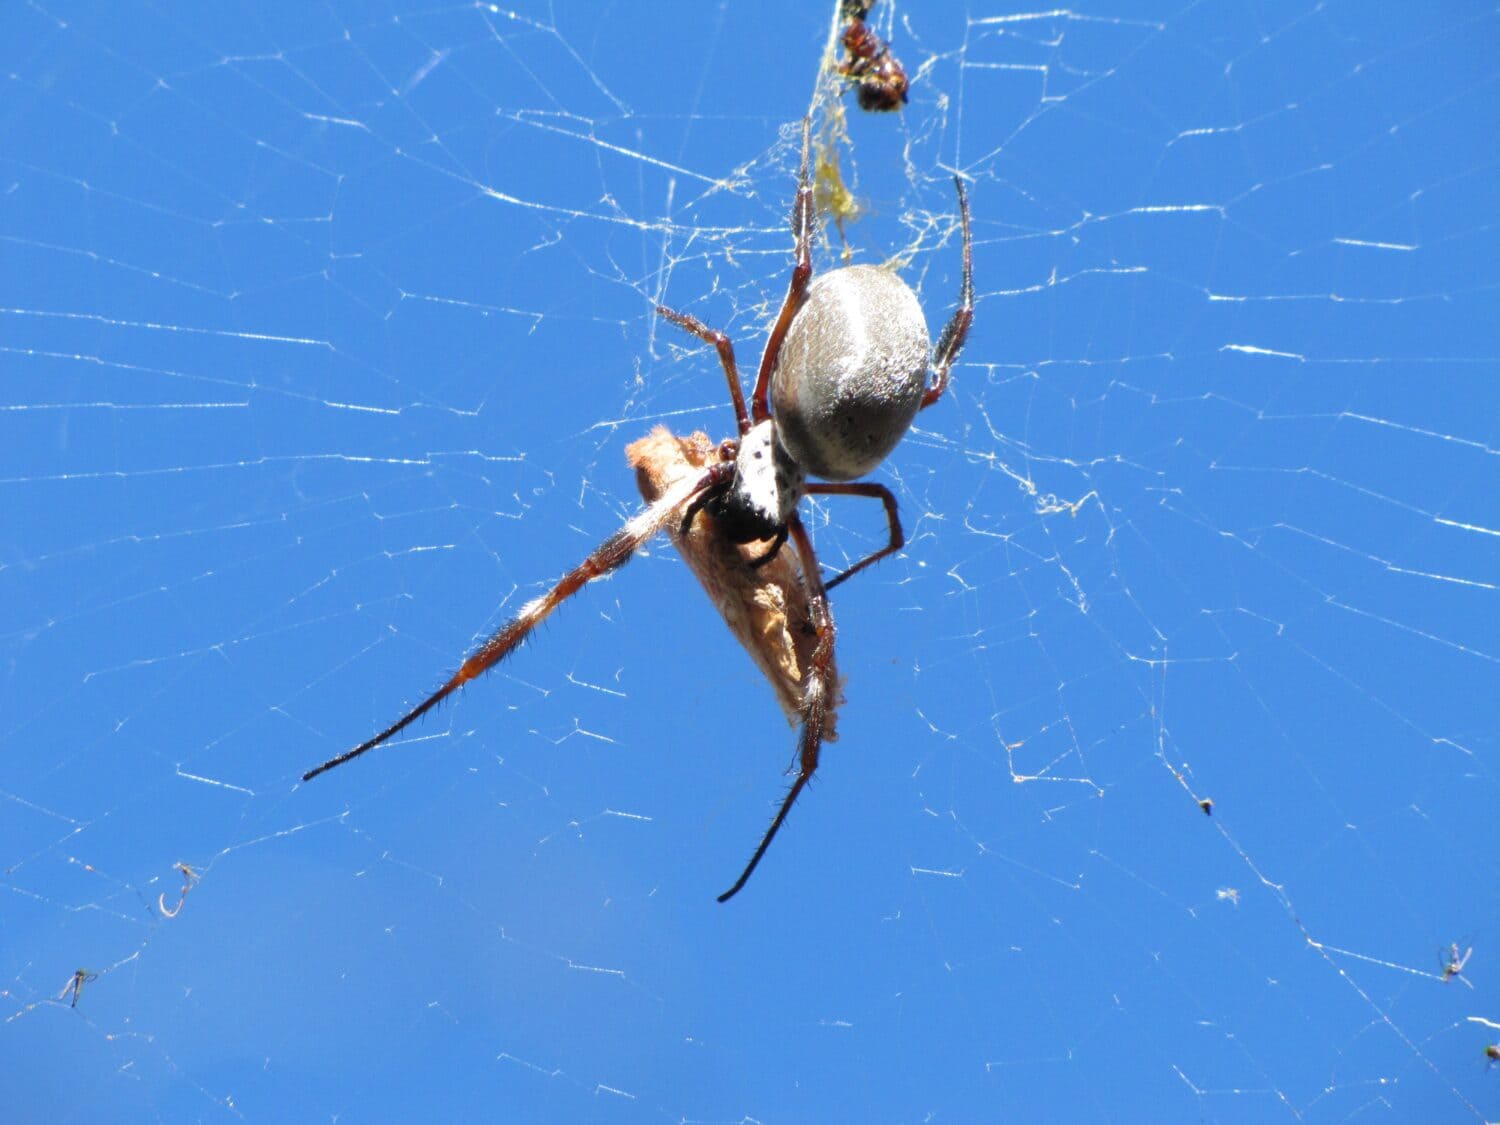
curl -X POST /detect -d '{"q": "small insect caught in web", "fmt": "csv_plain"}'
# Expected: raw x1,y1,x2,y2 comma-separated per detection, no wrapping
59,968,97,1009
301,118,973,901
835,1,909,112
1441,942,1474,988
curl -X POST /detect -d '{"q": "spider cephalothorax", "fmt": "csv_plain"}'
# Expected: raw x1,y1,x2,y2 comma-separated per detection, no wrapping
303,118,973,901
701,419,805,551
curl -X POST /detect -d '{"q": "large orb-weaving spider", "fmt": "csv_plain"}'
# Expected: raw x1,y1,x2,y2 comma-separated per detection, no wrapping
303,118,973,901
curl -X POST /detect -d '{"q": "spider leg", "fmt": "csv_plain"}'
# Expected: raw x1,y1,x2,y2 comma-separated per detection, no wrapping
807,482,904,590
302,461,733,783
920,177,974,410
751,117,815,423
718,514,836,902
678,470,734,537
746,525,790,569
655,305,751,435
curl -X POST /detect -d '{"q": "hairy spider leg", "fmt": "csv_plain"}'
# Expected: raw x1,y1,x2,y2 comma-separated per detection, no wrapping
302,462,733,783
676,478,724,539
808,481,904,591
920,177,975,410
718,514,838,902
751,117,815,424
654,306,751,435
747,524,790,568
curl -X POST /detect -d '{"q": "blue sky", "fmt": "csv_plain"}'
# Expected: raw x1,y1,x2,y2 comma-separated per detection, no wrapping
3,1,1498,1120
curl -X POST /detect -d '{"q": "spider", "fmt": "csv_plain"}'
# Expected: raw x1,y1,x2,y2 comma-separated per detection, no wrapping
302,118,974,901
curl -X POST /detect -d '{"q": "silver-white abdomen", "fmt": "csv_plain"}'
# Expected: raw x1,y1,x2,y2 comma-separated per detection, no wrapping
771,264,930,481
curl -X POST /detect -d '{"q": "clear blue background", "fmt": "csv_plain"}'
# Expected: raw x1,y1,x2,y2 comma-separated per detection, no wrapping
3,2,1497,1121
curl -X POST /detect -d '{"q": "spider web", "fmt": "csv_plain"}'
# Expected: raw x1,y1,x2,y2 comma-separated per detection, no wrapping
4,1,1498,1119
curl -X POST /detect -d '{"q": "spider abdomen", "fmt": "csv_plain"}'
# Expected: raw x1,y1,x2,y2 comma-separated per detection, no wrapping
772,264,929,481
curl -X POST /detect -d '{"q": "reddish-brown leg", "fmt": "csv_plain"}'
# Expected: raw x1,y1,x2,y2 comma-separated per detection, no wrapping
806,481,905,590
302,462,733,783
655,305,751,435
921,177,975,410
751,117,815,423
